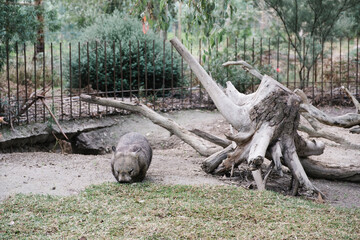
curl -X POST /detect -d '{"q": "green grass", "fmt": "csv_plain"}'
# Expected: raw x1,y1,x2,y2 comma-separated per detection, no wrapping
0,183,359,239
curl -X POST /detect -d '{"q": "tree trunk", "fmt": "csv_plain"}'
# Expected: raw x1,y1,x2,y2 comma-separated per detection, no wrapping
170,37,325,195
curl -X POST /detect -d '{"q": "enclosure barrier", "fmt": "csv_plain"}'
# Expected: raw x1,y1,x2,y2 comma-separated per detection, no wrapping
0,36,359,127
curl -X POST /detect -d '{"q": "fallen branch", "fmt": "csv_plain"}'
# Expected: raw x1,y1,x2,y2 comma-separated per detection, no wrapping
80,94,221,156
189,128,231,148
295,89,360,128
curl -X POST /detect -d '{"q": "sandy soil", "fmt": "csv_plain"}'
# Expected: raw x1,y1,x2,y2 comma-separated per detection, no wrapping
0,109,359,209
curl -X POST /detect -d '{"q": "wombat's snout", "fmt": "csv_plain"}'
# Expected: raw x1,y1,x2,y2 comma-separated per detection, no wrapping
117,173,132,183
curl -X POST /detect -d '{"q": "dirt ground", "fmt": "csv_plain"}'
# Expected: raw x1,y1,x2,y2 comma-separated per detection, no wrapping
0,109,359,209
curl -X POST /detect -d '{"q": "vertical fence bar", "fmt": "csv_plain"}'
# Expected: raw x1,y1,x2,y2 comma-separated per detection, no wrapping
357,36,359,97
16,43,19,125
152,40,155,109
34,43,37,122
162,39,165,107
180,39,184,107
171,44,174,109
226,37,229,81
137,40,140,99
312,38,315,100
302,38,305,89
235,38,238,60
60,42,63,121
96,41,99,113
78,42,82,117
252,38,255,92
260,37,263,66
347,38,350,89
268,38,271,65
243,37,246,61
24,43,29,123
129,40,132,102
69,42,72,119
339,38,342,87
42,43,46,122
330,39,333,103
190,43,193,107
144,41,148,103
321,40,324,101
286,38,290,87
120,41,124,101
104,41,108,113
112,41,116,113
6,41,11,123
51,43,54,112
87,42,90,114
199,39,202,105
276,37,279,81
113,41,116,101
294,37,297,89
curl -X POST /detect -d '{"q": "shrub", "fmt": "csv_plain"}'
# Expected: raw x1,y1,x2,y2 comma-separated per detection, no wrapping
68,11,182,96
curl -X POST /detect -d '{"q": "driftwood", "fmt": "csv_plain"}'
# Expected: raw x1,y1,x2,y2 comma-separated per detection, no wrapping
171,38,325,195
80,94,221,157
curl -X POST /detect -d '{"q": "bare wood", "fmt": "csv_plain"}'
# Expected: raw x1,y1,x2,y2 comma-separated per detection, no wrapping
298,124,360,150
301,158,360,182
39,97,68,140
189,128,231,148
80,94,221,156
341,86,360,114
295,89,360,128
202,145,233,173
170,38,254,133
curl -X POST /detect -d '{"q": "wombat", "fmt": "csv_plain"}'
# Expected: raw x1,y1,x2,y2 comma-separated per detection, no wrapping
111,132,152,183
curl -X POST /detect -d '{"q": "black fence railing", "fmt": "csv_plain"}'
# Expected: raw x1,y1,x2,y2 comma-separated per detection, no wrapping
0,36,359,127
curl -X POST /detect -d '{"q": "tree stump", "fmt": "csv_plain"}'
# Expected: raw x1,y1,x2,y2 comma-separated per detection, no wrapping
170,37,325,195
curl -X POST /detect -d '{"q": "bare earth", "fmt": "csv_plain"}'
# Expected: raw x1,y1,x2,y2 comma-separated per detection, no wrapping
0,109,359,208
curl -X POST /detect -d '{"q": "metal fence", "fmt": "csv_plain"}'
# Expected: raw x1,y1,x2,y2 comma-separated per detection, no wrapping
0,36,359,127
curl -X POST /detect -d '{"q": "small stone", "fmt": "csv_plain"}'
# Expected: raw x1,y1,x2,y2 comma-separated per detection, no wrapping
78,175,81,177
51,187,56,190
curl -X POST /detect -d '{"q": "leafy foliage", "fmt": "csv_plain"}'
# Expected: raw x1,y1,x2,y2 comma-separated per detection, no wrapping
68,11,182,96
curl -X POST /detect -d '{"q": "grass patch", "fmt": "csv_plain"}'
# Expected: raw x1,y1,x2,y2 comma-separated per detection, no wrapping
0,183,359,239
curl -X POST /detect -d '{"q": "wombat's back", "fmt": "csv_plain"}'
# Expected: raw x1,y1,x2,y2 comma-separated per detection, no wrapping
116,132,152,165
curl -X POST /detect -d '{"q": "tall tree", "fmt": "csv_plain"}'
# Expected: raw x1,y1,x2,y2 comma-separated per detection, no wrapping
261,0,359,88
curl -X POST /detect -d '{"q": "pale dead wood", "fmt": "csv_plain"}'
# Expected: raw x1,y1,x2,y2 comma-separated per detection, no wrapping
189,128,231,148
80,94,221,156
298,124,360,150
171,37,325,194
300,158,360,182
295,89,360,128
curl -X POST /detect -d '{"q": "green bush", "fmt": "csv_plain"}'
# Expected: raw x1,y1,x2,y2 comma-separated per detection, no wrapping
68,11,182,96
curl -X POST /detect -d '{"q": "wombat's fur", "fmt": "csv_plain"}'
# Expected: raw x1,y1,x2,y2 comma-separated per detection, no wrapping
111,132,152,183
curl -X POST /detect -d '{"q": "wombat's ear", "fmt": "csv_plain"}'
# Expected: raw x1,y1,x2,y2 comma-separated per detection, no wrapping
112,146,116,152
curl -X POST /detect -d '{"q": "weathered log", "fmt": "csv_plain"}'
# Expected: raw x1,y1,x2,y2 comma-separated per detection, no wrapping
79,94,221,156
300,158,360,182
171,37,324,194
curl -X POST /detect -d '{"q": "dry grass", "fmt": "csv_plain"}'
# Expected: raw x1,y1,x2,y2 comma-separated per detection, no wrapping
0,183,359,239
